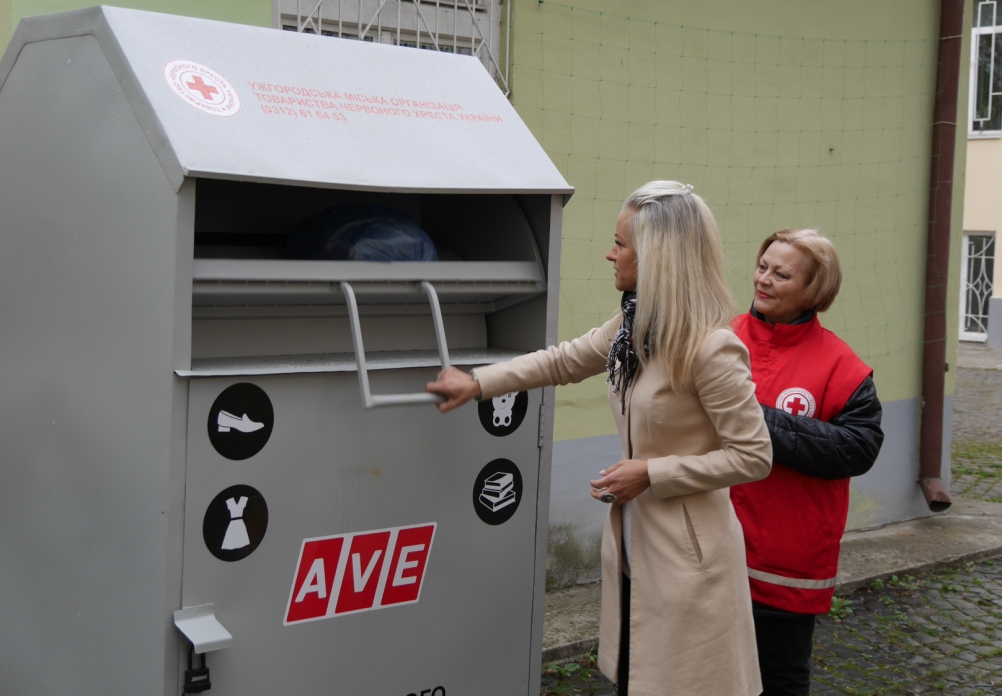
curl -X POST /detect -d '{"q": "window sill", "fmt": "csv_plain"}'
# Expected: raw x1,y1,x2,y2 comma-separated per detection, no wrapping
968,131,1002,140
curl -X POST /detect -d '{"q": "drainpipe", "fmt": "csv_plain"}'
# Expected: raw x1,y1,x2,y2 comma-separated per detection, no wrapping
918,0,965,513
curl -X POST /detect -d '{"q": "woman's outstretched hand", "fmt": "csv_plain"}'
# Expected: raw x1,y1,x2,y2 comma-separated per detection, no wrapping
426,366,481,413
590,459,651,505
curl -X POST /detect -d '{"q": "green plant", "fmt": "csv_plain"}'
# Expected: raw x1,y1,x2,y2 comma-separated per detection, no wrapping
828,597,853,620
548,661,582,679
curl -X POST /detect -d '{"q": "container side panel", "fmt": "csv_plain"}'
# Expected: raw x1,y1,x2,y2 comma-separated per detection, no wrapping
0,35,181,693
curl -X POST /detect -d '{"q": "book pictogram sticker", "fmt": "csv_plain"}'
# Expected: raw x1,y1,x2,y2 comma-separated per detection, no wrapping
472,459,522,525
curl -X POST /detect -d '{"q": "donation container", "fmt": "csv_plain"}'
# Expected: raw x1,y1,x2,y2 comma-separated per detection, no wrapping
0,7,572,694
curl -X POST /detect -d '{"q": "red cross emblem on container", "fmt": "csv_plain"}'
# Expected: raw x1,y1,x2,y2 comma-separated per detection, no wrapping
776,387,817,418
163,60,241,117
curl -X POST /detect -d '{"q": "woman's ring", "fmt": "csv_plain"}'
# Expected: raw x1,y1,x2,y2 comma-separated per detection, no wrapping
601,492,617,504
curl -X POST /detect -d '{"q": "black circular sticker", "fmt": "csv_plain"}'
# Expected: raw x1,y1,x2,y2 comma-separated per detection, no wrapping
203,485,269,562
207,383,274,460
477,391,529,437
473,459,523,525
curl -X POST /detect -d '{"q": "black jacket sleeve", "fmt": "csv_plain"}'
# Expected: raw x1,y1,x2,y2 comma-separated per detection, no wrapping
761,376,884,480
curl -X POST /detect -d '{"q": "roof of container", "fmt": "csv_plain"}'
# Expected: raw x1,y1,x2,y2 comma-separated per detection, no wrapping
0,6,573,195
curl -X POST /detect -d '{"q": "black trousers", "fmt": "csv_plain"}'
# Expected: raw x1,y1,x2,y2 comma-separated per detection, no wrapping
618,573,630,695
752,601,816,696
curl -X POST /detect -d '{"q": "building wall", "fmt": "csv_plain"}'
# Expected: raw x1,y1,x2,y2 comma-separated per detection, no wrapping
964,137,1002,298
1,0,271,49
507,0,968,586
962,136,1002,346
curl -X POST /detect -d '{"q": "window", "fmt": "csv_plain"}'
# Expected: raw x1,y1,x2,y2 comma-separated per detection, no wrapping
282,25,373,40
960,232,996,341
971,1,1002,136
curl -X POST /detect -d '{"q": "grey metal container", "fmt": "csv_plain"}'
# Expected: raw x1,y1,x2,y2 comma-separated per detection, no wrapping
0,7,572,694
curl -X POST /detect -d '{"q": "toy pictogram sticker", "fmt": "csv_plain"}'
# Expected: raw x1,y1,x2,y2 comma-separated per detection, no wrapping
477,391,528,437
163,60,241,117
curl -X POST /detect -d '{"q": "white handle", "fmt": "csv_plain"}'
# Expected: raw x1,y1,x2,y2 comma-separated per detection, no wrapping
340,281,450,409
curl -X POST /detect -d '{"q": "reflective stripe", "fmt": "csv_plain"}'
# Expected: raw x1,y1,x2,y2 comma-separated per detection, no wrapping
747,567,837,590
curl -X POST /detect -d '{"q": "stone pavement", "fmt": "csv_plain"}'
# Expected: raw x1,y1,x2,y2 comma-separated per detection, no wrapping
540,345,1002,695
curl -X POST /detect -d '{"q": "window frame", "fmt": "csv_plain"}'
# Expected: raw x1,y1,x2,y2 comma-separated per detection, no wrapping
971,0,1002,138
969,0,1002,139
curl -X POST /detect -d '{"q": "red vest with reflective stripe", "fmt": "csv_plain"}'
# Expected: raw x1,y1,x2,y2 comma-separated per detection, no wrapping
730,313,872,614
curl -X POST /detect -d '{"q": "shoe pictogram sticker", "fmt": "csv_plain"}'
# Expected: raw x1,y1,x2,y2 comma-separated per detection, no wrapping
207,383,274,460
477,391,528,437
203,484,269,561
473,459,523,525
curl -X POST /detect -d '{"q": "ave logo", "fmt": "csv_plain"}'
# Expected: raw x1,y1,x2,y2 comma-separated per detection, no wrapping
284,522,436,625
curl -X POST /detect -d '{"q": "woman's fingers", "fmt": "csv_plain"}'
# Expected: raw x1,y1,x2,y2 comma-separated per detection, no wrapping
425,367,480,413
589,459,650,505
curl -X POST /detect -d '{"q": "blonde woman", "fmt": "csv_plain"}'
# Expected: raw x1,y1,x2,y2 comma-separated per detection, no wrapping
427,181,772,696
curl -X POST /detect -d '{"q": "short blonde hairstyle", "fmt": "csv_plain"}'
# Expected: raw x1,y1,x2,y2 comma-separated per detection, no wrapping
757,229,842,312
624,181,736,392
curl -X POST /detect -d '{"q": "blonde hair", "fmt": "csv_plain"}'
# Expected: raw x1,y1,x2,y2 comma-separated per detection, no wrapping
624,181,736,391
757,229,842,312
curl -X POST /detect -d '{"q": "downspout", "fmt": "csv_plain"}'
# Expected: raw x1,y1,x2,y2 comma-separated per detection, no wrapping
918,0,965,512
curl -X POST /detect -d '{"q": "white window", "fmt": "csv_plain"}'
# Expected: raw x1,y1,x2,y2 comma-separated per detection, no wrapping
960,232,996,341
971,1,1002,137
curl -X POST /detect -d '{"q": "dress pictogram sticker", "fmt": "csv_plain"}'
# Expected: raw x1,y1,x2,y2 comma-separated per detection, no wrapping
776,387,817,418
163,60,241,117
477,391,528,437
207,383,274,460
473,459,523,525
284,522,436,625
203,484,269,562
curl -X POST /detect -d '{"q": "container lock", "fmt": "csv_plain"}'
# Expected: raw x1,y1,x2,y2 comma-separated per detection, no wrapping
184,644,211,693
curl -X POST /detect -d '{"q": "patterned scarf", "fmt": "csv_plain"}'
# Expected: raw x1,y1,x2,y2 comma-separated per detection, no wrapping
606,291,644,415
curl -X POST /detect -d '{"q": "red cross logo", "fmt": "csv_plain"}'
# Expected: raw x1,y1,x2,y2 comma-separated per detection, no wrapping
777,388,816,418
186,75,220,101
786,396,807,416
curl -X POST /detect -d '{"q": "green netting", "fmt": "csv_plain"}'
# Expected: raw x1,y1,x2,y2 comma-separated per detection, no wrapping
508,1,940,440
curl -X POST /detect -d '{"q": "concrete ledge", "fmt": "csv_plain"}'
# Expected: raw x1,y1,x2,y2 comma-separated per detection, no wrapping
542,497,1002,663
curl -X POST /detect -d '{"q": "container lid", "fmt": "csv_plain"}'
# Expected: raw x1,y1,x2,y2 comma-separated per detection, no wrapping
0,6,574,196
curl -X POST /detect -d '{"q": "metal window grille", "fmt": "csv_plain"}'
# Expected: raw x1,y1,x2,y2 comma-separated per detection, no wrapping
972,0,1002,134
276,0,508,94
960,233,996,341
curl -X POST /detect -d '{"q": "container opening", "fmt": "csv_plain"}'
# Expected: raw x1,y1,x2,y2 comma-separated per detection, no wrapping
193,179,542,263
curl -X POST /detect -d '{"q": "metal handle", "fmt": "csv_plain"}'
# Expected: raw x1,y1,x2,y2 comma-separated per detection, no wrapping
340,281,450,409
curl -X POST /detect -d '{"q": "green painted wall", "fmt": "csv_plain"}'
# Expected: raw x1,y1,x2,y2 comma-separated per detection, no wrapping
2,0,270,50
507,0,963,442
2,0,966,448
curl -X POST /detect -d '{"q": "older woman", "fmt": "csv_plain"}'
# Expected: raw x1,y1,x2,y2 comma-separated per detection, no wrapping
427,181,772,696
730,229,884,696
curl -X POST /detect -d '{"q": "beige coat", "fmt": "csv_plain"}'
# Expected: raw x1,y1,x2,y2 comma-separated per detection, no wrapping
475,316,772,696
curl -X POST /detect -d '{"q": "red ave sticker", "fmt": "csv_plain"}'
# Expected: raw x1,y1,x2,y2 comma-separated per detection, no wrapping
284,522,436,625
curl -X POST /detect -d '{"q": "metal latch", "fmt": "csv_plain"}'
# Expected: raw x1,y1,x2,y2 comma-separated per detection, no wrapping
173,604,233,654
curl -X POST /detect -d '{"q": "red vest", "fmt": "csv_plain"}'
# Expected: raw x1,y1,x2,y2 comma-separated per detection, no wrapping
730,313,872,614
